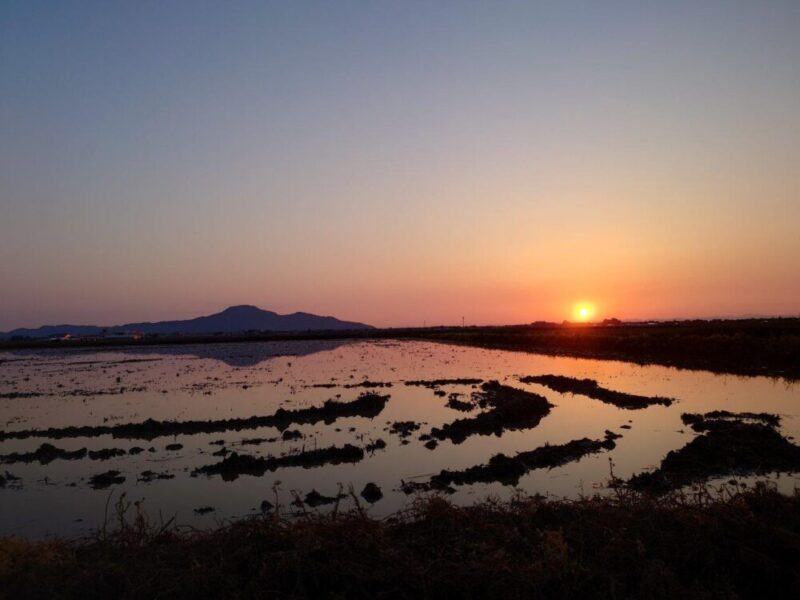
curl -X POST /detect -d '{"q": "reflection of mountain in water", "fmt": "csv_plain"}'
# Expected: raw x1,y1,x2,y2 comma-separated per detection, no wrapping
8,339,356,368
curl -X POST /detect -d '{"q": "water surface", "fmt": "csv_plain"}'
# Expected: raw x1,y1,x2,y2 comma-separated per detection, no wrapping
1,339,798,538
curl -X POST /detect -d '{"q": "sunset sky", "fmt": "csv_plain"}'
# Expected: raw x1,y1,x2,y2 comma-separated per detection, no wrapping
2,1,799,330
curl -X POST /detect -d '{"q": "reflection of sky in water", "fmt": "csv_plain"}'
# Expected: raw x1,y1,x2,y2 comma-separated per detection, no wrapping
2,339,799,538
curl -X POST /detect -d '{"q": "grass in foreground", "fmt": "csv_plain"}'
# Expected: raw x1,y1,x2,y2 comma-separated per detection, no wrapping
1,484,799,599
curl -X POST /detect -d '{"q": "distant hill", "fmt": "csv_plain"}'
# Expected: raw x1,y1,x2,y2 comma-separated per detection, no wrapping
1,305,374,339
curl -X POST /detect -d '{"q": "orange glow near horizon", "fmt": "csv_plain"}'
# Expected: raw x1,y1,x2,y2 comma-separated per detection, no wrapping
573,302,596,322
1,5,800,333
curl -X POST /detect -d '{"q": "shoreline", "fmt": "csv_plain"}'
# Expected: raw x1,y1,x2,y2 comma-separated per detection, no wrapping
2,317,799,379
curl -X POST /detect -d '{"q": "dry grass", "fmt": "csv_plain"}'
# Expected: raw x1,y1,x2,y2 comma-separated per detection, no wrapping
1,483,799,599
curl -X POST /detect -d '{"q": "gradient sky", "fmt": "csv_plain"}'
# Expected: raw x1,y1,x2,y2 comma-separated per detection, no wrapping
2,1,799,330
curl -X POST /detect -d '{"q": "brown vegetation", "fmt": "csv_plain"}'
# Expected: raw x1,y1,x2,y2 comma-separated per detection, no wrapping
1,486,798,598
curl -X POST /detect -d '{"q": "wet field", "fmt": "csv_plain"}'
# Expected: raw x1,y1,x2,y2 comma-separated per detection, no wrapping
1,339,799,538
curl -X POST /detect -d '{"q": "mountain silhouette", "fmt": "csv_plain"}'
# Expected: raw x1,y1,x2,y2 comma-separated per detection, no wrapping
1,305,374,339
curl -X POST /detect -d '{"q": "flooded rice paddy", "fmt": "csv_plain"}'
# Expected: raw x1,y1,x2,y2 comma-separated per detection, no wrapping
1,339,799,538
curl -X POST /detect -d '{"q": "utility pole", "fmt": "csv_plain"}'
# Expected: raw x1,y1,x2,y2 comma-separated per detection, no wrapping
462,316,465,328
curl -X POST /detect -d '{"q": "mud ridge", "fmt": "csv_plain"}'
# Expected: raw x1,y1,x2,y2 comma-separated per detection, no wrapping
192,444,365,481
429,381,553,444
0,393,390,441
681,410,781,431
404,378,483,388
630,418,800,492
520,374,673,409
405,432,619,492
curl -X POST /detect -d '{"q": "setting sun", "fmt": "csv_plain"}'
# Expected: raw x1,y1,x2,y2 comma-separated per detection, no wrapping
573,302,596,322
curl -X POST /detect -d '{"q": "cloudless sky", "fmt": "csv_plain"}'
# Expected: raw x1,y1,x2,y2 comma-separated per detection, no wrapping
2,1,799,329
